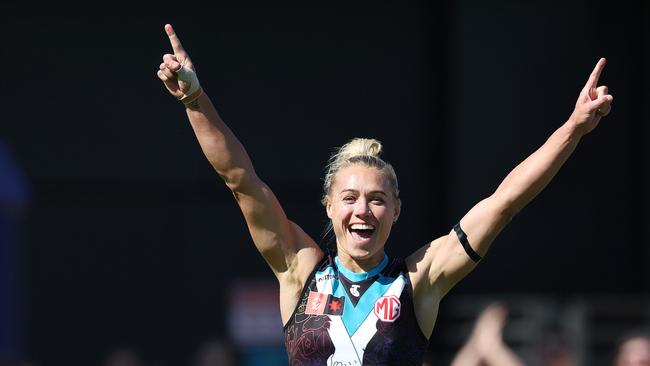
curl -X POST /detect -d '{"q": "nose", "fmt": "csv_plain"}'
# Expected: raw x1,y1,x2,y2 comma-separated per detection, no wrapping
353,199,371,218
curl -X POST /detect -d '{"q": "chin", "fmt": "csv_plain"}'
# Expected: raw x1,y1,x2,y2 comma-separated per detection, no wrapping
343,242,378,259
347,248,372,259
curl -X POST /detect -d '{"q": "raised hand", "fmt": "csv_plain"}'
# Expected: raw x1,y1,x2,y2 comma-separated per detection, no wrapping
157,24,202,104
569,58,614,136
470,303,509,355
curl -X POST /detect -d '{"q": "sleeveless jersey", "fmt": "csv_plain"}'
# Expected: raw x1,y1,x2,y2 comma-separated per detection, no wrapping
283,253,429,365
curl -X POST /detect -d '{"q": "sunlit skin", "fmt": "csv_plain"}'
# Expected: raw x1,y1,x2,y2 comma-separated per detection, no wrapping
326,164,400,273
159,23,616,344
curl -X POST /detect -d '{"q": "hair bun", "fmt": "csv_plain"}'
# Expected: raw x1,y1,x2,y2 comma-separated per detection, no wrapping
337,138,383,162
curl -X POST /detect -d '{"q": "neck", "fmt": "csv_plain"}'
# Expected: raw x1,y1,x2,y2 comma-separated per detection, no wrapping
336,250,386,273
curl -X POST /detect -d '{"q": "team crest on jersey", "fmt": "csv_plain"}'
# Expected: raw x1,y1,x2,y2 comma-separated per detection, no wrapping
373,295,401,322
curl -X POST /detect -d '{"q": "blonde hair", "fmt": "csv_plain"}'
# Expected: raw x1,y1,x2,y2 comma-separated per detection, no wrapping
321,138,400,206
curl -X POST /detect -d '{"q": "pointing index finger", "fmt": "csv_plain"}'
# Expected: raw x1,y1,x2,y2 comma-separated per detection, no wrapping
165,24,186,56
585,57,606,89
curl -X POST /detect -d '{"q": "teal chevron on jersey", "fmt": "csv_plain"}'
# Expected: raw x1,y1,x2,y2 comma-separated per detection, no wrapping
284,252,429,365
331,260,404,336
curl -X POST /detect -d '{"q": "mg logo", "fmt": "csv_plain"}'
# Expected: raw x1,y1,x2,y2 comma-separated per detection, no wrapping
373,296,401,322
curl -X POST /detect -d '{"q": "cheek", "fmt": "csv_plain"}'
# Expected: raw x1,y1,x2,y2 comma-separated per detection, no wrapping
373,206,390,219
330,204,351,221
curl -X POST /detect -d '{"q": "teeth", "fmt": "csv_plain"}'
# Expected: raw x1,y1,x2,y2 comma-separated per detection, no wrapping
350,224,375,230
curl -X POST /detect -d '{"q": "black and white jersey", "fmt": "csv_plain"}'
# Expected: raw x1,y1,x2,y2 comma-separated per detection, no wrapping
283,253,428,365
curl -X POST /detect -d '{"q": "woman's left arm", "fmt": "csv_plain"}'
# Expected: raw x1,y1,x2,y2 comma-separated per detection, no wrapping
411,58,613,297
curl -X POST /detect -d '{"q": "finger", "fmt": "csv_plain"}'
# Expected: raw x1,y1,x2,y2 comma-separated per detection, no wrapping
589,94,613,113
157,70,181,94
159,62,176,76
585,57,606,90
597,104,612,117
157,70,169,82
163,54,182,72
588,84,608,102
159,62,176,79
596,95,613,116
165,24,186,56
161,67,175,80
161,53,179,63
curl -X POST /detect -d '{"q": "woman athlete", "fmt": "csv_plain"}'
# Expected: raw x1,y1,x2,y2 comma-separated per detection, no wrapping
156,24,613,365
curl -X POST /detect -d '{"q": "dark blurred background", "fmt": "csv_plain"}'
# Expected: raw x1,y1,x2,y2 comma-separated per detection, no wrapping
1,1,648,365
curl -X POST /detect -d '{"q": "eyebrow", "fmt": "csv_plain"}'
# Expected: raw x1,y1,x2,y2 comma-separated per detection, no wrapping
339,189,387,196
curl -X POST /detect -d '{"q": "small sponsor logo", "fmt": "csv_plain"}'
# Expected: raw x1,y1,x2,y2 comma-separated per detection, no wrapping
349,285,360,297
373,296,401,322
316,273,337,282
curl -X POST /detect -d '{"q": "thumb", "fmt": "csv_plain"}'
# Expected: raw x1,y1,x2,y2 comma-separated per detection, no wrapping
157,69,181,96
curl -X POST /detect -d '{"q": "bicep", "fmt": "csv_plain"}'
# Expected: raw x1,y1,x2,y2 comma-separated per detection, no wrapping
458,195,514,254
420,195,514,296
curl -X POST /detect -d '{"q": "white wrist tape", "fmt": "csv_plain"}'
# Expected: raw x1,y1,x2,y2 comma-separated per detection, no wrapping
176,65,202,104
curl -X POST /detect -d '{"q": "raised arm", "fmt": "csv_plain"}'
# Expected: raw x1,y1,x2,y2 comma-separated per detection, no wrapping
156,25,322,286
410,58,613,302
451,303,524,366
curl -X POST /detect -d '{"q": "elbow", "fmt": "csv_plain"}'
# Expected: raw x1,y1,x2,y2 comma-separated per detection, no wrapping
221,167,256,192
487,193,521,223
501,204,519,223
498,194,522,219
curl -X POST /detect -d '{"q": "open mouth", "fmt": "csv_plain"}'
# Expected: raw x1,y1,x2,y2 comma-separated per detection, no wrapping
348,223,376,241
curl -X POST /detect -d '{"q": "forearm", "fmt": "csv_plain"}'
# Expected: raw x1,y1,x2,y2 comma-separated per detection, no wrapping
184,92,257,190
493,120,583,216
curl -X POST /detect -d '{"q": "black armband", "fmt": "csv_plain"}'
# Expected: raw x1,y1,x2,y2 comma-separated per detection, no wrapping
453,223,482,263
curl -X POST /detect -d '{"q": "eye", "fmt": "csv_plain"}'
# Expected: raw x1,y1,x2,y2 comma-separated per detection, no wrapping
370,197,385,205
342,196,356,203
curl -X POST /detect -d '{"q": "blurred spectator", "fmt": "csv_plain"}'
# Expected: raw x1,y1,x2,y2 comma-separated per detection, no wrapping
614,331,650,366
191,338,240,366
102,347,144,366
450,303,524,366
536,325,577,366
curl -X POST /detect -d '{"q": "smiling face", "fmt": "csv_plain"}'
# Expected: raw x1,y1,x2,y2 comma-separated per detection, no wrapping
326,164,400,270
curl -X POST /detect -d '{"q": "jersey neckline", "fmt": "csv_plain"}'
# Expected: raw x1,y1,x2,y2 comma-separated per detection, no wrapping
334,253,389,282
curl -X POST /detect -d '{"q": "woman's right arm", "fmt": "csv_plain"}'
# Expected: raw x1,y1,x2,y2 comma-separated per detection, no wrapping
157,24,322,283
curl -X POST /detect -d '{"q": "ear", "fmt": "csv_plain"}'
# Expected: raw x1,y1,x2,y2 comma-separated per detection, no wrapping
325,197,333,219
393,198,401,222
